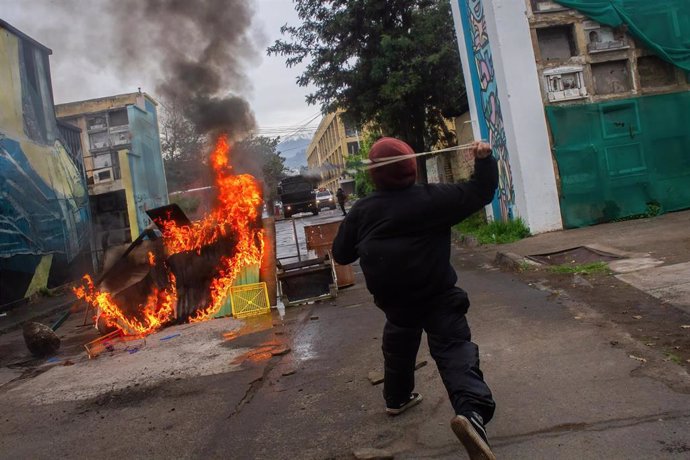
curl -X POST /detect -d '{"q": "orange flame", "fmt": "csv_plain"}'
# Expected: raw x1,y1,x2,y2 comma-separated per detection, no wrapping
73,272,177,335
74,135,264,336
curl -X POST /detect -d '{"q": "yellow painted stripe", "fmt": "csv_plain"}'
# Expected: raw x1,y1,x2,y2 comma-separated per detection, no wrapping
24,254,53,298
118,149,139,240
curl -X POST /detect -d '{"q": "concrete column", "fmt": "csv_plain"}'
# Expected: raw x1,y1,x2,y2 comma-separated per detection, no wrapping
481,0,562,232
260,217,277,306
451,0,563,233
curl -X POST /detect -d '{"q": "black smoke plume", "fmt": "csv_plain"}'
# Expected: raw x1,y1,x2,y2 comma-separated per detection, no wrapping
107,0,259,138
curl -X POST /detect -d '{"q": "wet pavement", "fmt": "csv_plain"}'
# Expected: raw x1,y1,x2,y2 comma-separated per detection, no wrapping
1,207,689,458
275,208,346,264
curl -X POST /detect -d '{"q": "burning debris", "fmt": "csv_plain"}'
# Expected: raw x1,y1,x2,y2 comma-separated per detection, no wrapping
74,136,265,336
67,0,271,338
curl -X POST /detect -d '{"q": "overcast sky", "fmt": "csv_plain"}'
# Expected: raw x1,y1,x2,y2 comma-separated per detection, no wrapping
0,0,319,139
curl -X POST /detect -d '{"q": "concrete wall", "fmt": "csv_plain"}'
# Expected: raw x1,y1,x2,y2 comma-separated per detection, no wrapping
527,6,690,106
451,0,563,233
0,22,90,304
527,1,690,227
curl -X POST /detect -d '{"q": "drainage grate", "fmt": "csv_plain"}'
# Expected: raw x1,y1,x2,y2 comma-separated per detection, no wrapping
528,246,623,266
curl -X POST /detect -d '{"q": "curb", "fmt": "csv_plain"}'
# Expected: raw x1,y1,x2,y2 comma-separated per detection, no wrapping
451,229,480,248
494,251,542,272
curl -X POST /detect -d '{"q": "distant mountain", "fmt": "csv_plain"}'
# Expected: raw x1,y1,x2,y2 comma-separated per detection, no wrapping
277,136,311,170
284,150,307,170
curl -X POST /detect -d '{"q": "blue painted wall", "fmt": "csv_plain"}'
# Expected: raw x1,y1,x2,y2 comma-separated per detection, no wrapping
126,99,169,232
1,23,91,303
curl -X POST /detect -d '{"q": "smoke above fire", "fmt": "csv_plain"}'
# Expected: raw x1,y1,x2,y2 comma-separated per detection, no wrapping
106,0,260,137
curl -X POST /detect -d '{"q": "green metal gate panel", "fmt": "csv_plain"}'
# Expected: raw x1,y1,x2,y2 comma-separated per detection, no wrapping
546,91,690,228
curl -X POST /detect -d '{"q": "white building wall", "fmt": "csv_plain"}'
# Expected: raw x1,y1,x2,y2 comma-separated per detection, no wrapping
451,0,563,233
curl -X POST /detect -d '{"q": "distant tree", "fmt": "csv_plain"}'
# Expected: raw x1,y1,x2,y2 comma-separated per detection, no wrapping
345,130,380,197
231,135,287,204
159,97,209,191
268,0,466,182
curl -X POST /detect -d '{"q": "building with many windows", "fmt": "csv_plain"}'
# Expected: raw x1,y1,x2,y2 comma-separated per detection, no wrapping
306,110,361,194
56,92,169,264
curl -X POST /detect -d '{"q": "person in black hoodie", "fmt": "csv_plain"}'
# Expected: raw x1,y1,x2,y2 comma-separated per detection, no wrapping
332,137,498,460
336,187,347,216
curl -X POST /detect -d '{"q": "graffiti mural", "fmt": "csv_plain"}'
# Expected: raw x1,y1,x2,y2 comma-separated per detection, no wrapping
1,20,91,303
460,0,516,220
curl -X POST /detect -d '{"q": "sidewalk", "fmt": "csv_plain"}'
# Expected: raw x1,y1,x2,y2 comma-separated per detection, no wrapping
489,210,690,317
475,209,690,388
497,209,690,265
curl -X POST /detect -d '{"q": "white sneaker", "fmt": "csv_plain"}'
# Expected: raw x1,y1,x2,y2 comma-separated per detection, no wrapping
385,393,423,416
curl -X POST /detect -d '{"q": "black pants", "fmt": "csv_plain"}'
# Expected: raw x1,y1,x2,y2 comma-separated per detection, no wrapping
338,201,346,215
381,295,495,423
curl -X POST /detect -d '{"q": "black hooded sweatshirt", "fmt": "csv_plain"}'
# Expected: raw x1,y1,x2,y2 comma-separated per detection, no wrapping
332,156,499,324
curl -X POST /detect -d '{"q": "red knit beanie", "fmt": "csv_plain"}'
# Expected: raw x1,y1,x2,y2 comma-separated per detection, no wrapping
368,137,417,190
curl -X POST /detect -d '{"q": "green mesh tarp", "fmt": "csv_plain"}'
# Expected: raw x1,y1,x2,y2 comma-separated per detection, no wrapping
546,92,690,228
554,0,690,71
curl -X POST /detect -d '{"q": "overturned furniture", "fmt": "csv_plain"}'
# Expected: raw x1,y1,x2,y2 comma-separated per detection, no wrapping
277,255,337,307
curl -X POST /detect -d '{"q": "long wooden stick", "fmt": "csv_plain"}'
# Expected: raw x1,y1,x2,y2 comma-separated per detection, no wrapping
360,142,487,170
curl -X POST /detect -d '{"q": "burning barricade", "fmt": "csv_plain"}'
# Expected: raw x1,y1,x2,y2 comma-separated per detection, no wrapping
74,135,270,338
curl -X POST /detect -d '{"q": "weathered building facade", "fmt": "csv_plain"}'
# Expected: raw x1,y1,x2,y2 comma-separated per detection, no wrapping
0,20,91,305
306,111,360,193
451,0,690,231
56,93,169,265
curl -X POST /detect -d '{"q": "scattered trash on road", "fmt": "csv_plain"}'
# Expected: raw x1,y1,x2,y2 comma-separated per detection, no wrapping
271,346,291,356
84,330,124,359
160,333,181,341
629,355,647,363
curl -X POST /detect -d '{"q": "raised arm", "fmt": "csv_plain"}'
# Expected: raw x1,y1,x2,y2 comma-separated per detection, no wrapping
427,142,499,226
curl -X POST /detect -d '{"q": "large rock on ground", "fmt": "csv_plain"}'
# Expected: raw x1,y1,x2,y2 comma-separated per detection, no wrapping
23,322,60,357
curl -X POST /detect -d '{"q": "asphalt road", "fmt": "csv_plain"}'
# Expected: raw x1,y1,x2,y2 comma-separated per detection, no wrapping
1,209,689,459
